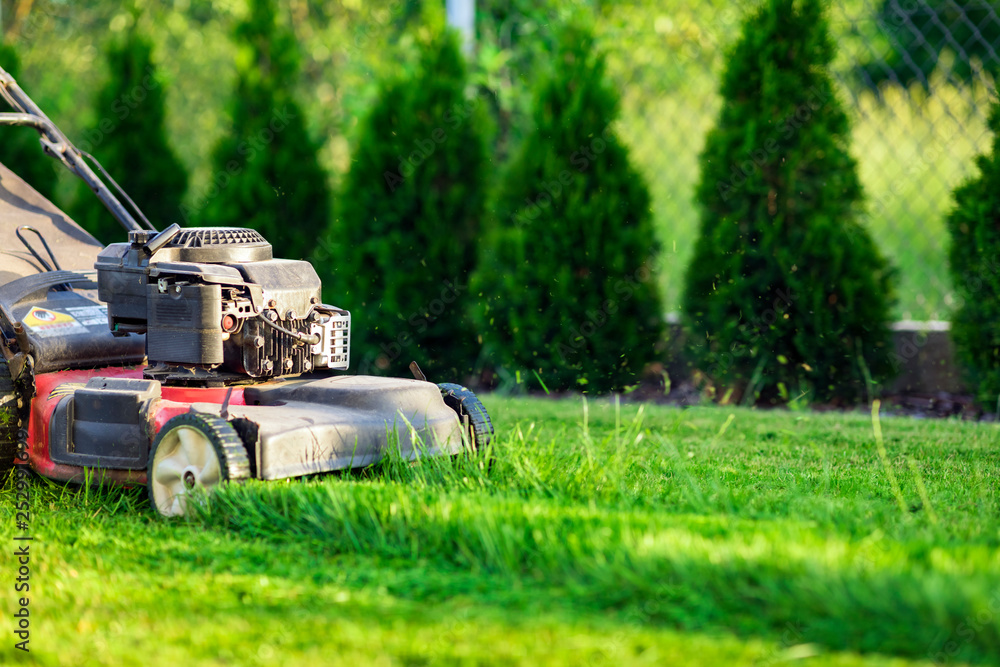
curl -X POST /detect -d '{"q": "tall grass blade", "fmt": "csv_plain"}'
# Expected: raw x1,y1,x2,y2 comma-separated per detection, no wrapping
871,399,908,515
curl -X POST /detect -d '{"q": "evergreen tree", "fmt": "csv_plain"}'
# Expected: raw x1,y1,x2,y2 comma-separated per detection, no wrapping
328,29,489,380
66,27,187,244
947,102,1000,407
681,0,895,404
0,42,59,201
197,0,328,262
471,23,664,393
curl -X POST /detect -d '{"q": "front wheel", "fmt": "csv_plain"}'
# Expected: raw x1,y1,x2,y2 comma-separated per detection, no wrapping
147,412,250,517
437,383,494,453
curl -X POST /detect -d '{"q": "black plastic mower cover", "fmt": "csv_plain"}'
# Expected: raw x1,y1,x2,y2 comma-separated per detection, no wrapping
0,162,106,281
0,162,145,372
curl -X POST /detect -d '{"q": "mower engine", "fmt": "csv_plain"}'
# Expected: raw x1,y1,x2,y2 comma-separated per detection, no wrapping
95,225,349,384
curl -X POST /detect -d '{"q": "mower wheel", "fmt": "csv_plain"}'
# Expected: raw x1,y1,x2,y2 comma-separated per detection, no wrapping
148,412,250,517
437,383,494,453
0,358,20,477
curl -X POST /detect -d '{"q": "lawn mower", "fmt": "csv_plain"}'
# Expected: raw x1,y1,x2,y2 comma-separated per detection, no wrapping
0,64,492,516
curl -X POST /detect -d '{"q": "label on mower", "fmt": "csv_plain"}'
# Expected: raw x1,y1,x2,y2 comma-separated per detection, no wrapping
63,305,109,327
22,307,88,337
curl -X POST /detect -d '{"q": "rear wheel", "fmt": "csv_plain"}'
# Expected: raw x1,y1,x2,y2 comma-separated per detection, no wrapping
147,412,250,517
0,358,21,478
437,383,494,453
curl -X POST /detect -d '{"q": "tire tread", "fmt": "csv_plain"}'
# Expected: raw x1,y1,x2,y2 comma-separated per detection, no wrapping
437,382,494,451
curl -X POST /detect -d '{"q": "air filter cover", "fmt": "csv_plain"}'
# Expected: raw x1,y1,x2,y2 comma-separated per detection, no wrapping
155,227,273,263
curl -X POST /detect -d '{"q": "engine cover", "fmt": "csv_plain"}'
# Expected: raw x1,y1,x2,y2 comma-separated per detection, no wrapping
95,226,350,384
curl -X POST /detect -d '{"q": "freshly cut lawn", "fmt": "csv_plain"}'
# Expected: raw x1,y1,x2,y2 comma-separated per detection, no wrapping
2,395,998,666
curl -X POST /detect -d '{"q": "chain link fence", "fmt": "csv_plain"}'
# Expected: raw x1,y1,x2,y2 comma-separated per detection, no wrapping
594,0,999,322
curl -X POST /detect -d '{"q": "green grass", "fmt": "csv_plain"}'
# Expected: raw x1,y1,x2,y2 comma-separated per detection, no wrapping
2,395,998,665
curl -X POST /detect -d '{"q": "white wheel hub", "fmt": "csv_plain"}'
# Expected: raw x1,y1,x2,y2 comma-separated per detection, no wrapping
150,425,222,517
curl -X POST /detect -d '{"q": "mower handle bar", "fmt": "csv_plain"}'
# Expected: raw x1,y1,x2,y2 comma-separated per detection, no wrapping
0,65,155,235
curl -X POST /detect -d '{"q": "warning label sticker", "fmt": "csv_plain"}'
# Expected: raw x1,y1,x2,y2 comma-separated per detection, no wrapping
22,307,88,338
64,305,109,327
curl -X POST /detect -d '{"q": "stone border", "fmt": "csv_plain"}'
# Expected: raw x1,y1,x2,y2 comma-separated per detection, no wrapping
662,316,967,396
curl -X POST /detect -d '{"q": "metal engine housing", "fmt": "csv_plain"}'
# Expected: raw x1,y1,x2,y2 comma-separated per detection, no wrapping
95,226,349,384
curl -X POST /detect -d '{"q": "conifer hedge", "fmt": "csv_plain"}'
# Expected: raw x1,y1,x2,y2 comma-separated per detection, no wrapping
472,23,664,393
67,27,187,244
681,0,895,404
197,0,328,262
327,29,488,380
947,102,1000,407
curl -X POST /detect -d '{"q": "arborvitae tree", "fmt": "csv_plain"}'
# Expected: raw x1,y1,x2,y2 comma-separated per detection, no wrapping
947,102,1000,407
197,0,328,261
0,42,59,201
682,0,895,404
65,27,188,244
471,23,664,393
327,29,488,380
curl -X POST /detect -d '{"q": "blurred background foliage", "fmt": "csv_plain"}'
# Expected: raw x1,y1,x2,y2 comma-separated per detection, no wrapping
0,38,60,200
196,0,331,262
0,0,996,322
682,0,896,404
472,21,664,393
330,26,490,380
63,24,189,244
